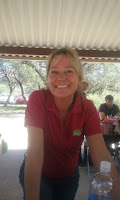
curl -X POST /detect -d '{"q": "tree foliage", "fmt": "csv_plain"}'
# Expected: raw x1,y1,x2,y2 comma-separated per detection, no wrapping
0,60,17,106
82,62,120,109
82,62,120,95
0,59,47,106
21,60,47,88
0,59,120,108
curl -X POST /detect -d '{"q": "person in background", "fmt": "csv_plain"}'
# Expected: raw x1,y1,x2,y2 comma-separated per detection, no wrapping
19,48,120,200
98,95,120,135
78,78,90,166
81,78,89,97
98,95,120,121
99,95,120,159
112,119,120,165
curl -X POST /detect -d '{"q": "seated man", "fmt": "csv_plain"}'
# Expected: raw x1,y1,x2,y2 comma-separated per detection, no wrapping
78,78,91,167
99,95,120,134
99,95,120,121
99,95,120,158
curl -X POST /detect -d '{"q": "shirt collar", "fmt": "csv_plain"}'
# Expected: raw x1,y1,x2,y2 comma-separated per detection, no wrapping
46,89,84,113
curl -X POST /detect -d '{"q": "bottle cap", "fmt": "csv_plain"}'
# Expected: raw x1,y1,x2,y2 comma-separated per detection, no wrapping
100,161,111,173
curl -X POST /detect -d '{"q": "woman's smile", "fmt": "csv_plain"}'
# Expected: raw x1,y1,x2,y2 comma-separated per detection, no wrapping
56,85,69,88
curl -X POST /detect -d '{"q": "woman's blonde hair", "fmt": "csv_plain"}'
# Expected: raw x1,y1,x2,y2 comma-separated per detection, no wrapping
46,47,83,95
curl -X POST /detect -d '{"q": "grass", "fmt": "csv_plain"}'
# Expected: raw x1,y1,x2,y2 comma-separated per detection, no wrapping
0,104,26,113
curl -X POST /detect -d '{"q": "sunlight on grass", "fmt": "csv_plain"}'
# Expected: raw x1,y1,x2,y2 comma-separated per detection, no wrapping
0,110,28,150
0,104,26,113
6,129,28,150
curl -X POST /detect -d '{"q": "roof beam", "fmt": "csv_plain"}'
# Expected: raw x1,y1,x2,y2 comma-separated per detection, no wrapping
0,46,120,63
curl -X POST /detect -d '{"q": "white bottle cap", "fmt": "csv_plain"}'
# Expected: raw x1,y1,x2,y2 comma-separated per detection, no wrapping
100,161,111,173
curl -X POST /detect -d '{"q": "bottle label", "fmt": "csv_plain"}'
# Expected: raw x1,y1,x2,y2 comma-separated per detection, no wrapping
88,194,112,200
88,194,99,200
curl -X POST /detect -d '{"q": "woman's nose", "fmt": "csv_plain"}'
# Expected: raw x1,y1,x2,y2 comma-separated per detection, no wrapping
57,72,66,79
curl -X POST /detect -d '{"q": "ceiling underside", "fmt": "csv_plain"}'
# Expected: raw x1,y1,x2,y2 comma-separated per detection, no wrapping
0,0,120,62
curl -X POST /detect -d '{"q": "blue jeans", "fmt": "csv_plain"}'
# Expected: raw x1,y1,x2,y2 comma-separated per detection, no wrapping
40,168,79,200
19,157,79,200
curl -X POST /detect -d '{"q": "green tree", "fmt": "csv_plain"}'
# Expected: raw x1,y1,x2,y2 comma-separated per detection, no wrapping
82,62,120,108
12,60,37,102
0,60,17,106
21,60,47,88
83,62,120,94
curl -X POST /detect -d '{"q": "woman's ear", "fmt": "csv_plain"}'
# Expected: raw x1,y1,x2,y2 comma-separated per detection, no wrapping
78,79,82,86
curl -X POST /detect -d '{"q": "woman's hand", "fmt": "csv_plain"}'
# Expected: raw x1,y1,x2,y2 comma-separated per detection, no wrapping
86,133,120,199
114,119,120,134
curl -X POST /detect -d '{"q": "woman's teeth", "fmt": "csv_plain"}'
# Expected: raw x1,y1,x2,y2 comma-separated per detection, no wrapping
56,85,68,88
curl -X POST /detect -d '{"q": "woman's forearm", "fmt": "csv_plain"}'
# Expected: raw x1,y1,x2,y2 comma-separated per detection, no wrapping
24,151,43,200
115,121,120,134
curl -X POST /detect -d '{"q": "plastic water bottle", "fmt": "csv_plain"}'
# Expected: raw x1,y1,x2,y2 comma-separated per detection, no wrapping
88,161,114,200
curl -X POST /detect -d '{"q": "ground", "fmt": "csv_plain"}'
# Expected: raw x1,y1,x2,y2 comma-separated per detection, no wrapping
0,105,27,150
0,106,28,200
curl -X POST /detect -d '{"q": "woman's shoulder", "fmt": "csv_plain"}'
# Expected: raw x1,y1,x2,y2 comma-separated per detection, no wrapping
76,94,97,111
84,98,97,111
84,97,94,106
29,89,50,102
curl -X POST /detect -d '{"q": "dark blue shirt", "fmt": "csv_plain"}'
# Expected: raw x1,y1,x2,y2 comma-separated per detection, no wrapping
98,103,119,116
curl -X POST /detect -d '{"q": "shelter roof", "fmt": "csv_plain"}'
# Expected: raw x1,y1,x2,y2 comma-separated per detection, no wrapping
0,0,120,62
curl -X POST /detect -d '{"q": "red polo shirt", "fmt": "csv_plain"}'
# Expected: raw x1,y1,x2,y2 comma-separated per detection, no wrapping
25,89,101,178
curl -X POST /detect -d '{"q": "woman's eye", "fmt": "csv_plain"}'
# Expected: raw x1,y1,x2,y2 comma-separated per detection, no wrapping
51,71,58,74
66,70,73,73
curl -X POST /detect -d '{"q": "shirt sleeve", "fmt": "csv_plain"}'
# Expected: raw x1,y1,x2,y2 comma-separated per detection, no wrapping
83,100,102,137
98,104,104,112
115,105,120,113
24,90,45,128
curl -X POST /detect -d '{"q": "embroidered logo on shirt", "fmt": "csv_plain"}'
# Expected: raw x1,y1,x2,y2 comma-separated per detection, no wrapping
73,129,82,136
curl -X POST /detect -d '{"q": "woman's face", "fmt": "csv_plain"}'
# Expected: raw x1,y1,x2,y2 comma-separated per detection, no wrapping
48,55,81,98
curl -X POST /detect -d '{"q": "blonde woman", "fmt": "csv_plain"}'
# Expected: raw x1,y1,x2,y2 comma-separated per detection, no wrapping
19,48,120,200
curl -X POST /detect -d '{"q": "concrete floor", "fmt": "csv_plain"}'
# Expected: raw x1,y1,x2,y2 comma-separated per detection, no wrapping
0,150,25,200
0,150,94,200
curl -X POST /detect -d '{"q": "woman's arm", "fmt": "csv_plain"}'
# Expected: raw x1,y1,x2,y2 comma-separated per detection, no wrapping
116,112,120,117
115,120,120,134
86,133,120,200
24,126,44,200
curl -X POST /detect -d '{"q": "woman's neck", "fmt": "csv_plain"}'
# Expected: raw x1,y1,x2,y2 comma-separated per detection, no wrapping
54,94,77,123
54,96,73,112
